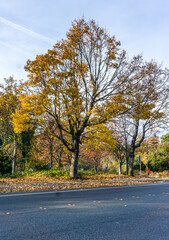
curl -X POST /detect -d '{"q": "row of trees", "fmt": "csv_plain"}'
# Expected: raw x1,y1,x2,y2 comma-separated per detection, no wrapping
0,18,169,178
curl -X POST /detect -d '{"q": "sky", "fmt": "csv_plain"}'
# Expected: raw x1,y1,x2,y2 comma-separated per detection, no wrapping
0,0,169,83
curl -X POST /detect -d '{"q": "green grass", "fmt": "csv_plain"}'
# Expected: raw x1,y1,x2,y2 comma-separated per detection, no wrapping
0,168,105,179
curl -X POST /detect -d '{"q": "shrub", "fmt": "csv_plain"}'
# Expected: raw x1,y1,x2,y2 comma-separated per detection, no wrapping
158,173,162,178
0,150,12,175
2,171,27,178
77,170,101,179
43,167,69,178
148,153,169,172
109,161,119,175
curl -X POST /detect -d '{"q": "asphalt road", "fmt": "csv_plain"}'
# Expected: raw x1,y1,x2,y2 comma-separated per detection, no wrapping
0,183,169,240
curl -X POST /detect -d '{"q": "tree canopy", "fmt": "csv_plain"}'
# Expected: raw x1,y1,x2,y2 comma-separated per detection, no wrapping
12,18,130,178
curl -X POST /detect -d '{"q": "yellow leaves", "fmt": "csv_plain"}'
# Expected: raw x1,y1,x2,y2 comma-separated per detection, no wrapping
12,93,47,133
25,52,62,88
67,18,88,44
12,110,32,133
18,94,46,116
86,109,95,117
85,123,115,151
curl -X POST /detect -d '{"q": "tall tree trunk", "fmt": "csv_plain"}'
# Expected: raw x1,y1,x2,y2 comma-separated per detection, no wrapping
129,119,139,176
50,153,53,168
48,136,55,168
49,137,53,168
70,140,79,178
126,154,129,175
12,134,17,174
119,161,122,175
58,149,62,168
93,157,97,172
70,150,79,178
130,152,135,176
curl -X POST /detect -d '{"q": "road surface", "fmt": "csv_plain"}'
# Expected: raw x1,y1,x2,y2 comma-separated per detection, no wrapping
0,183,169,240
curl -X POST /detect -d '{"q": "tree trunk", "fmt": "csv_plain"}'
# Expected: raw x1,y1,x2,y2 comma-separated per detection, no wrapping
70,140,79,178
93,157,97,172
49,137,53,168
12,134,17,174
119,161,122,175
58,150,62,168
126,154,129,175
130,153,135,176
49,150,53,169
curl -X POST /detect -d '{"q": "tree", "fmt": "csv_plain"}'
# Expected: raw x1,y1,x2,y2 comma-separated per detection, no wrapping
135,134,159,168
80,146,103,172
12,18,128,178
35,119,66,169
112,140,125,175
113,56,169,175
148,133,169,172
0,77,20,173
19,129,34,168
161,133,169,142
79,123,114,171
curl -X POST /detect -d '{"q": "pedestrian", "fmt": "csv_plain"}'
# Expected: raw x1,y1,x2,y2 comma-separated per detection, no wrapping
147,168,151,176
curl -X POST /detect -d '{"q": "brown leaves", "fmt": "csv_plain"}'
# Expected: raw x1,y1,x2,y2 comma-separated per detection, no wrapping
0,173,166,193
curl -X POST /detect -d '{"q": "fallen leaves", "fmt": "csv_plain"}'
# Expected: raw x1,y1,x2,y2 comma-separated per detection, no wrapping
0,174,168,193
40,207,47,210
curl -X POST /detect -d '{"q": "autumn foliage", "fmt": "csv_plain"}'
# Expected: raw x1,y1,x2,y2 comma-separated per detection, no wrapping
0,18,168,178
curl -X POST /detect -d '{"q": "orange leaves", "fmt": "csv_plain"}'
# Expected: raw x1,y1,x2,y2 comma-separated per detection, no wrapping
66,18,89,45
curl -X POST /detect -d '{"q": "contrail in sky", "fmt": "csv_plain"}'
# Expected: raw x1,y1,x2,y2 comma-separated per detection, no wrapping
0,16,55,45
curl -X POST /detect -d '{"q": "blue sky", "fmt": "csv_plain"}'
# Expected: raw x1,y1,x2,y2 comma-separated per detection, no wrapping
0,0,169,83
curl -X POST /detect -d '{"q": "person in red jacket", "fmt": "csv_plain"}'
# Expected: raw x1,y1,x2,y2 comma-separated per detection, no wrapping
147,168,151,176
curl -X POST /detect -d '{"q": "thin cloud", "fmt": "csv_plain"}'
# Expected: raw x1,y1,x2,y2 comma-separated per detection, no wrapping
0,16,55,45
0,39,31,56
